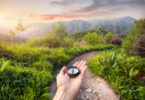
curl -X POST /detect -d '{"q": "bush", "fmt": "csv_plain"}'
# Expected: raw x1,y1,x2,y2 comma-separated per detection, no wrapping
83,32,102,45
27,36,74,48
32,60,53,71
27,36,62,48
0,59,53,100
88,49,145,100
134,34,145,57
60,37,74,48
105,32,113,43
111,37,122,45
122,19,145,55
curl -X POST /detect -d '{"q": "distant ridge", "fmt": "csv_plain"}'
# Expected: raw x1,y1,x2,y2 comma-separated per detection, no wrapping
0,16,137,38
64,16,136,34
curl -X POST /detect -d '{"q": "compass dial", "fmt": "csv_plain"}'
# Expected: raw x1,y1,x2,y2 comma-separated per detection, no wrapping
66,66,80,77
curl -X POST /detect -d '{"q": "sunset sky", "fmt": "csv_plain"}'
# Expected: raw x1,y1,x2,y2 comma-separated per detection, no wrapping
0,0,145,24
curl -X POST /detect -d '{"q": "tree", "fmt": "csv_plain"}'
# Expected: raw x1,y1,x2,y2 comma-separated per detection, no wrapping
96,28,106,35
15,19,25,32
9,28,15,37
105,32,113,43
9,28,15,42
122,19,145,55
83,32,102,45
48,22,68,38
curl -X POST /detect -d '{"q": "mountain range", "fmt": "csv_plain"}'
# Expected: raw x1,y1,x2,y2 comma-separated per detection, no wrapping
64,16,136,34
0,16,136,39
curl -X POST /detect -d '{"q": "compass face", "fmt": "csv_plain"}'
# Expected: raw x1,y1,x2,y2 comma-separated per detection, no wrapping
68,68,79,74
66,66,80,77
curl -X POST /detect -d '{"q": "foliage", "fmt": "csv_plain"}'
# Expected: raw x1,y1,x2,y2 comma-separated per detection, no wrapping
122,19,145,55
105,32,113,43
83,32,102,45
48,22,68,38
27,36,73,48
134,34,145,57
9,28,15,37
111,37,122,45
105,32,120,44
27,35,61,48
0,43,114,100
71,28,107,41
88,49,145,100
0,59,53,100
15,19,26,32
60,37,74,48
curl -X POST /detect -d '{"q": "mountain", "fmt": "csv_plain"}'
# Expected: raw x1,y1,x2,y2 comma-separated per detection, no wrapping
65,16,136,34
0,16,136,38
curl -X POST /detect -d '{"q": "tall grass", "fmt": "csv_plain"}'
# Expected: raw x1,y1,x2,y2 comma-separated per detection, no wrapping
88,49,145,100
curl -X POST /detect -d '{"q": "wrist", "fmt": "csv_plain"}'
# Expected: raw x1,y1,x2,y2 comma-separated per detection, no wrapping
53,88,73,100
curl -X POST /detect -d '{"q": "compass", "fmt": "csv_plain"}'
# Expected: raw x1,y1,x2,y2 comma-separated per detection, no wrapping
66,66,80,77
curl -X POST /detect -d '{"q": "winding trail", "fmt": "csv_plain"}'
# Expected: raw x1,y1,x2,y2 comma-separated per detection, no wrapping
50,51,120,100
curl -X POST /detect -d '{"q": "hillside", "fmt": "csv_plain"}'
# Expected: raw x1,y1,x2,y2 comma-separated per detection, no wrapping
65,16,136,34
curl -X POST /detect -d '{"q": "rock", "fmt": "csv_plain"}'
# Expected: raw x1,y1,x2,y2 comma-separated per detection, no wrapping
86,96,89,100
86,88,92,92
92,90,97,94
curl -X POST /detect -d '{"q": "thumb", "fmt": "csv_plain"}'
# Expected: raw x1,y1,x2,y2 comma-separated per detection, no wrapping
60,66,66,75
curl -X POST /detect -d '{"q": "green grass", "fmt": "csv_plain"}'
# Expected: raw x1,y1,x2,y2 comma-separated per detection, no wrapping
88,48,145,100
0,58,53,100
0,43,114,100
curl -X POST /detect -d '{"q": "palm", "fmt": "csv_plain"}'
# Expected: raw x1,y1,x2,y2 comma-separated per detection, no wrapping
56,61,87,99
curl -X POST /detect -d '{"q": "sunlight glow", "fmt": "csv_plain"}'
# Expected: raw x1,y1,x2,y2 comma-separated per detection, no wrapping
0,17,3,22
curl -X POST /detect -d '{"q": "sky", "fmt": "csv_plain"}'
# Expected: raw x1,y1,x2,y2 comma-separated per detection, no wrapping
0,0,145,24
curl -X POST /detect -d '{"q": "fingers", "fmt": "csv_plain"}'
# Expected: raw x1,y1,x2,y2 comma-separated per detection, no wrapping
73,60,86,69
59,66,66,75
79,65,88,78
80,61,86,69
73,62,79,66
77,60,84,68
82,65,87,74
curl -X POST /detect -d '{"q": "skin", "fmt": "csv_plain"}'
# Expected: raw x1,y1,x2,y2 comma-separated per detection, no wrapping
53,60,87,100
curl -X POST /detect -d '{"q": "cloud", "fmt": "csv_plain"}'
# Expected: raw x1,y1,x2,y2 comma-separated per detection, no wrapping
71,0,145,14
1,0,145,20
50,0,75,6
24,12,81,20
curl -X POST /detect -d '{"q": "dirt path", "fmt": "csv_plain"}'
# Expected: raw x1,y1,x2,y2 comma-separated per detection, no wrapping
50,51,120,100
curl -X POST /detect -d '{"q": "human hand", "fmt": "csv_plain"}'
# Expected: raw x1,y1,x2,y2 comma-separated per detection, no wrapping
53,60,87,100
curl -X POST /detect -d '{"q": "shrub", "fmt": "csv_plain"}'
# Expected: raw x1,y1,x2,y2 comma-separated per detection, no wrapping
32,60,53,71
88,49,145,100
60,37,74,48
83,32,102,45
0,45,12,58
27,36,62,48
0,59,53,100
122,19,145,55
134,34,145,57
111,37,122,45
105,32,113,43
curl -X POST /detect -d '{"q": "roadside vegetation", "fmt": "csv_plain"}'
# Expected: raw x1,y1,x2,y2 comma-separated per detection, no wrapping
88,19,145,100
